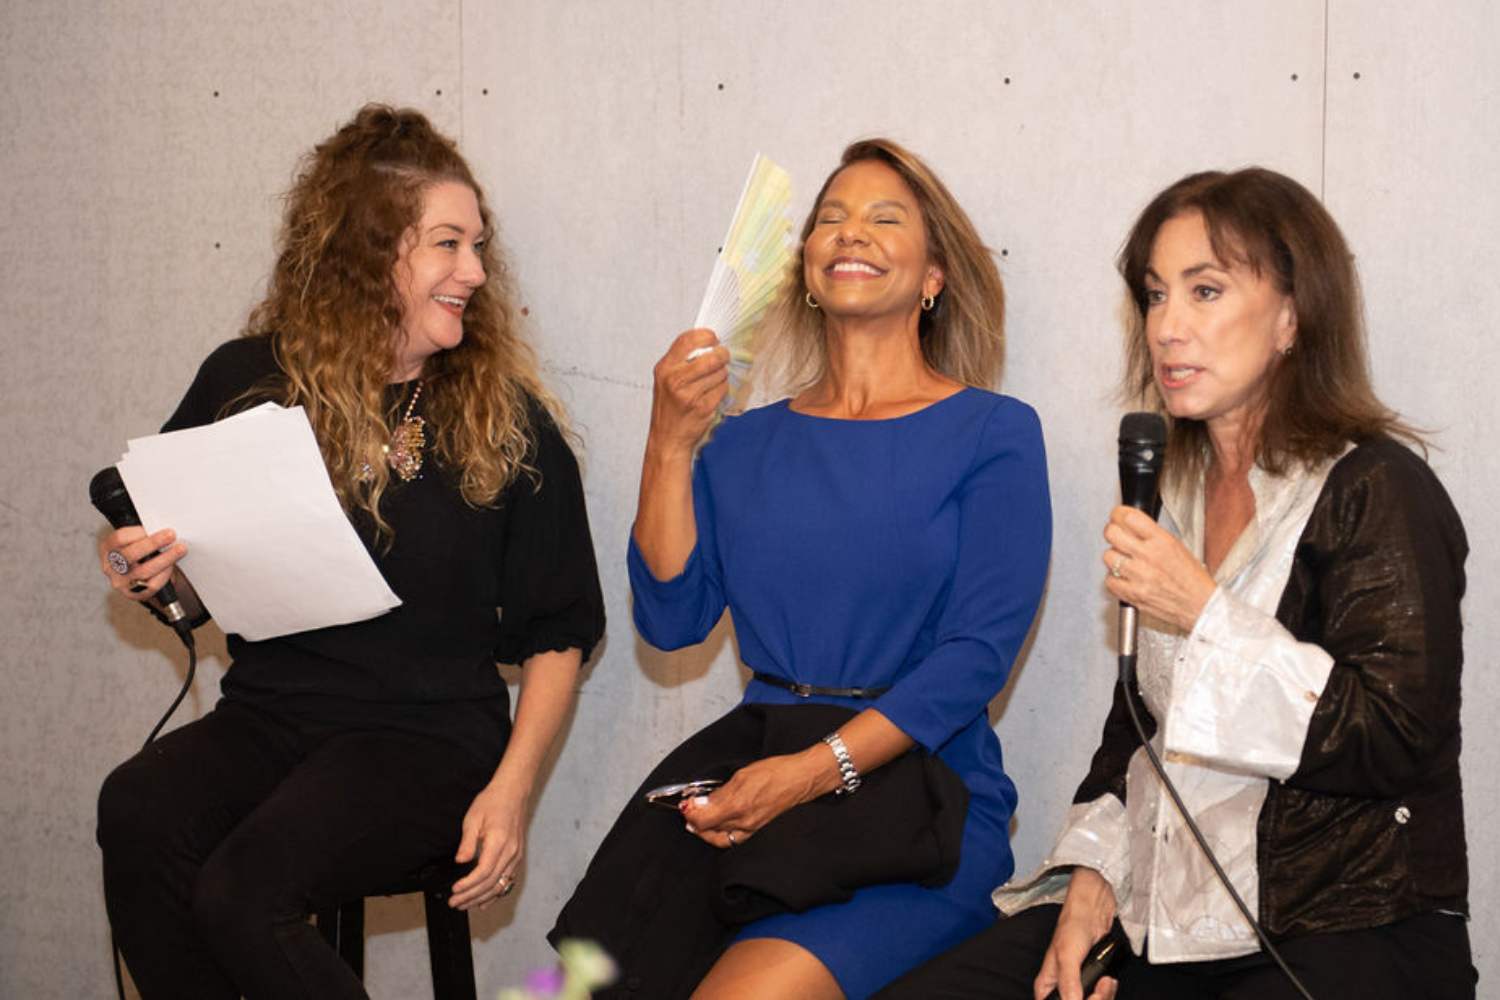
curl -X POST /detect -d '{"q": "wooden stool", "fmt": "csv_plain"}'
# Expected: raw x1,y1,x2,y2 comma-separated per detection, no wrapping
314,862,476,1000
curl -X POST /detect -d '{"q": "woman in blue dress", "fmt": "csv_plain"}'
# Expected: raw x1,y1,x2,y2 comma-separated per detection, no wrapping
628,139,1049,998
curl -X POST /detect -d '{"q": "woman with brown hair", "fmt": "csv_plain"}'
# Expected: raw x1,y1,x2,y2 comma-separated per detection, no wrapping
95,104,604,998
878,168,1475,999
555,139,1051,998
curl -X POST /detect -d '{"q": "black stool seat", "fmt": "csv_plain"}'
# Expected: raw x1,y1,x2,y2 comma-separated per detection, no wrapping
314,860,476,1000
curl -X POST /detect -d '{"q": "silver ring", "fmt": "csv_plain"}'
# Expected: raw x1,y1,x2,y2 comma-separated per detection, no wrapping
727,831,737,847
1111,556,1128,579
108,550,130,575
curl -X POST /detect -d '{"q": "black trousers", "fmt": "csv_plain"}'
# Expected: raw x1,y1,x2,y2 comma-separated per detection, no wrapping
96,699,497,1000
874,902,1478,1000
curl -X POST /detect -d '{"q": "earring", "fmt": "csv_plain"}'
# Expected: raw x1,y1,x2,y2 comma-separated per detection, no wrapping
921,294,936,312
805,292,819,309
1281,345,1293,357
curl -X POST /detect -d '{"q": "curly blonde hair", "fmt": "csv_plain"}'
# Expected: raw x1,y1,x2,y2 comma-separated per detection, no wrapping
241,104,560,539
752,138,1006,398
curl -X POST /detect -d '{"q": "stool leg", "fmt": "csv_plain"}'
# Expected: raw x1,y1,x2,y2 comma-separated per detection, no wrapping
423,890,476,1000
315,900,366,980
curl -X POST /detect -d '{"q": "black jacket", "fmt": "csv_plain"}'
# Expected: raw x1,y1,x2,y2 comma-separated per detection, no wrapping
1075,438,1468,938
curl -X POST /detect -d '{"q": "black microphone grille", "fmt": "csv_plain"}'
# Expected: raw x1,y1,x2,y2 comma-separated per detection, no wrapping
1119,411,1166,447
89,465,127,507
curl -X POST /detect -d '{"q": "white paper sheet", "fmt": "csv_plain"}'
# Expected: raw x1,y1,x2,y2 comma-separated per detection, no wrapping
117,404,401,641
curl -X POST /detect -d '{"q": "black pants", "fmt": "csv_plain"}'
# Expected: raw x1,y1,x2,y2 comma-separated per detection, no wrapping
96,699,496,1000
875,902,1478,999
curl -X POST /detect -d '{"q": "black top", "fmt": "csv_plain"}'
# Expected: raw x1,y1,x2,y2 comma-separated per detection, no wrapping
163,336,605,766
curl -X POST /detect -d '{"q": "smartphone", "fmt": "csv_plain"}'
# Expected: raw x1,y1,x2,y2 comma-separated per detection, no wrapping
643,778,724,809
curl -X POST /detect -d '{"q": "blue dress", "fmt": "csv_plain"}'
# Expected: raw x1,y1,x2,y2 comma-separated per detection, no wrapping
627,387,1052,998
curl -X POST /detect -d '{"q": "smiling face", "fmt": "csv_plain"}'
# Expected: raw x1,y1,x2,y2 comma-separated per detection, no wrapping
802,159,944,323
1144,211,1297,441
391,180,488,380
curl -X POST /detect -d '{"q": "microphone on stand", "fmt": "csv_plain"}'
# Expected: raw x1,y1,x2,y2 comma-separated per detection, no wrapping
1116,412,1166,668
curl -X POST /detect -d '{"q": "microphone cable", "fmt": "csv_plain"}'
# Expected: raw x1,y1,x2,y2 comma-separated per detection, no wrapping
112,616,198,1000
1117,650,1317,1000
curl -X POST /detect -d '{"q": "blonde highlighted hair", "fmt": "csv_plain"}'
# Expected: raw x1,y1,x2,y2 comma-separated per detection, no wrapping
752,138,1006,398
242,104,561,539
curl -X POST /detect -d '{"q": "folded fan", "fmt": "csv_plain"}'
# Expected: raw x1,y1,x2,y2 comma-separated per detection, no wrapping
689,154,796,394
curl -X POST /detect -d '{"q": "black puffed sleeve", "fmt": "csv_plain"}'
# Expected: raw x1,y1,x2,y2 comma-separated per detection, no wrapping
493,399,606,666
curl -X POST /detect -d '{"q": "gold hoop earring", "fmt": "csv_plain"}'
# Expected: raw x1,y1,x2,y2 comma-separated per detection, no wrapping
805,292,819,309
921,294,936,312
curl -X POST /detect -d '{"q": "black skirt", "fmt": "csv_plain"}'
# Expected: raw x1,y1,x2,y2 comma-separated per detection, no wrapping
551,702,969,999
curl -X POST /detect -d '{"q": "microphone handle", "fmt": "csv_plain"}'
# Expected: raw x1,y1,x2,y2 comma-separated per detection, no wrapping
91,469,188,625
1042,927,1127,1000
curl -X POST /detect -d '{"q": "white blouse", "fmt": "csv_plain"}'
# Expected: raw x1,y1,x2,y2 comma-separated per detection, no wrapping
995,451,1347,963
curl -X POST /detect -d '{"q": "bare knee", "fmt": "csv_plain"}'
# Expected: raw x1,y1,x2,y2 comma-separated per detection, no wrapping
692,938,844,1000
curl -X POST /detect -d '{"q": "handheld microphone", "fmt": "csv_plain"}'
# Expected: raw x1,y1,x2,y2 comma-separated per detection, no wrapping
89,466,189,628
1116,413,1166,661
1043,924,1129,1000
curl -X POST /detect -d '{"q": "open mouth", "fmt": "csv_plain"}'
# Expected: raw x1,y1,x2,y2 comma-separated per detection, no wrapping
826,258,886,278
1159,365,1202,388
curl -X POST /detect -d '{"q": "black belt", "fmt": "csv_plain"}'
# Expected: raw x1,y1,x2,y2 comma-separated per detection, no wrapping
751,671,890,700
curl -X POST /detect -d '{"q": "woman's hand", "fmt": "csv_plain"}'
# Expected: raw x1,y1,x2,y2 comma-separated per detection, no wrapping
647,329,730,459
678,748,835,849
97,526,187,602
633,329,730,580
449,778,529,911
1102,506,1216,633
1034,868,1120,1000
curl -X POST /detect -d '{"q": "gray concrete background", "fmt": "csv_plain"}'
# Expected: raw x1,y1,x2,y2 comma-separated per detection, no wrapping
3,1,1494,995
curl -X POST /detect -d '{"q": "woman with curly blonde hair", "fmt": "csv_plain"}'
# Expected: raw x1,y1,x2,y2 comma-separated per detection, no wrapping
96,105,604,999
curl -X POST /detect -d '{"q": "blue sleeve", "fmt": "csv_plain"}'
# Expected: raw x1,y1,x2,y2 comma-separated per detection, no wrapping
872,400,1052,751
626,451,729,651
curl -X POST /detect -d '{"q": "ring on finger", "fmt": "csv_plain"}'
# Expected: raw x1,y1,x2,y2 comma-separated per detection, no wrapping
1110,555,1129,579
107,550,130,576
727,831,738,847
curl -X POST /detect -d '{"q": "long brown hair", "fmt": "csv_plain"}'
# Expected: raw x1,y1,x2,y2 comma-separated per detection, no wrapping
242,104,560,538
753,138,1006,397
1118,167,1417,481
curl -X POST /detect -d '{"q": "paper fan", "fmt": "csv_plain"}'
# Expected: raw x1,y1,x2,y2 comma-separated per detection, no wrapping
689,153,796,394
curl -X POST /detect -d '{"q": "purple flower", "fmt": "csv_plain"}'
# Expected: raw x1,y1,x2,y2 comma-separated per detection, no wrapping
523,966,565,994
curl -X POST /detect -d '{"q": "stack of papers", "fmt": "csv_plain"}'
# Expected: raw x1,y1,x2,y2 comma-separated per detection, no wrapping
117,403,401,641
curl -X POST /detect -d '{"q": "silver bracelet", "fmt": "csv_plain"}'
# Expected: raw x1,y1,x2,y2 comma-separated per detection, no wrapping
821,731,862,796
